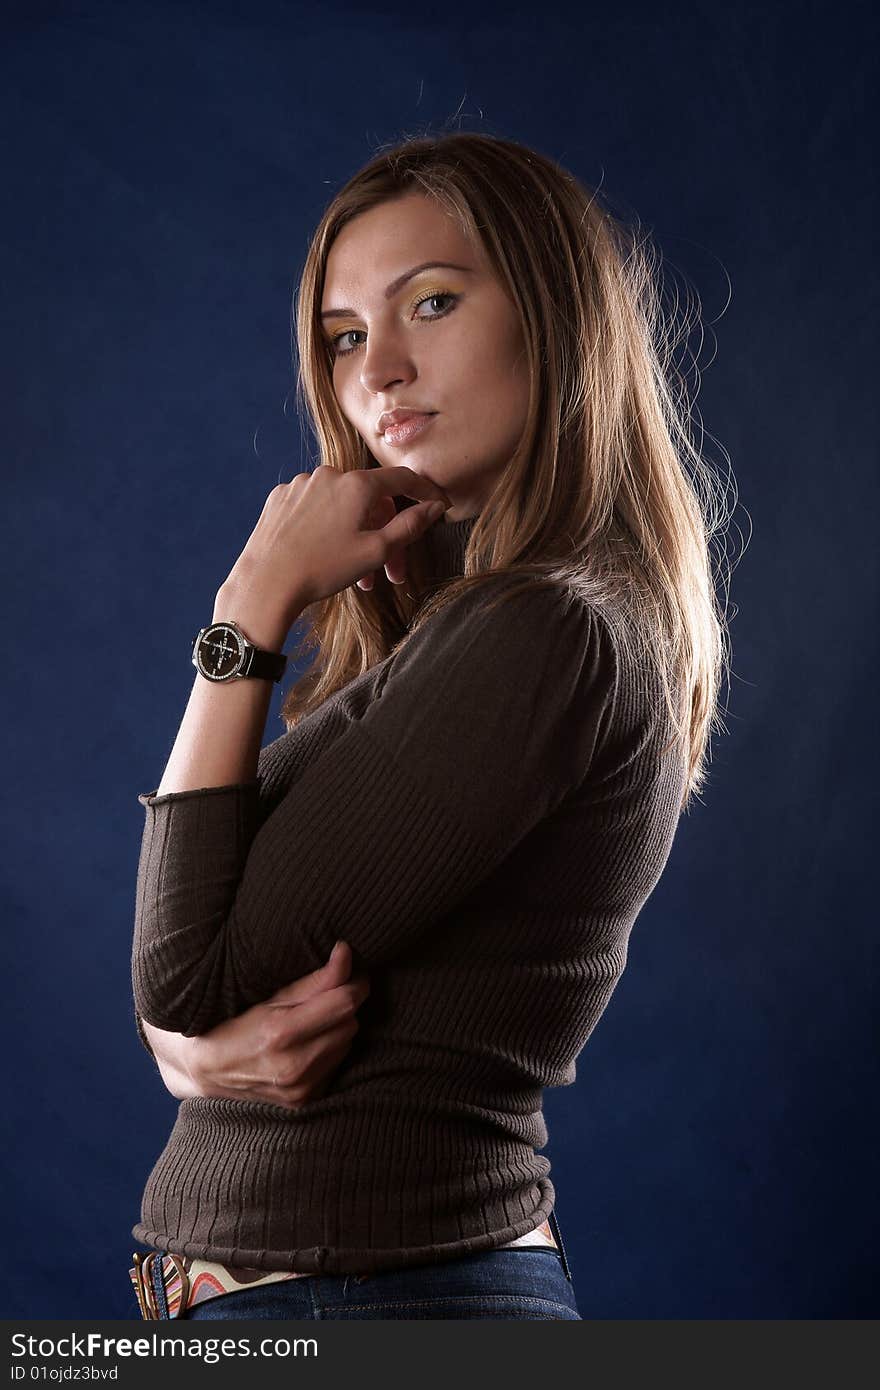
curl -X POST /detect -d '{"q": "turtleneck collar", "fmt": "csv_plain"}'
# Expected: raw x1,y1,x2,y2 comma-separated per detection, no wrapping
420,513,477,583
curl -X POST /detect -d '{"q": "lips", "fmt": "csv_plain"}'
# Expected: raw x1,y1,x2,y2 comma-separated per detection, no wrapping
376,407,436,435
381,412,438,447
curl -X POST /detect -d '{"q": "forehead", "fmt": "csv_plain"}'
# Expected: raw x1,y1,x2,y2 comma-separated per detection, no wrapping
322,192,481,302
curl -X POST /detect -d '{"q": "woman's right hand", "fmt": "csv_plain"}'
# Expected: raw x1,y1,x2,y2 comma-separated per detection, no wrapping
149,941,370,1110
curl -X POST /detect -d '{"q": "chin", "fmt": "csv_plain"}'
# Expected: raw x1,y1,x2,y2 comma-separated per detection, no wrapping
400,456,445,484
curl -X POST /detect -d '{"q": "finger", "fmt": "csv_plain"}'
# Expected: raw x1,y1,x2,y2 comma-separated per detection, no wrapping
377,498,450,554
298,1017,359,1072
358,492,400,589
264,941,354,1008
272,1021,359,1106
384,546,407,585
270,978,370,1043
365,465,452,508
363,490,398,536
308,1027,360,1078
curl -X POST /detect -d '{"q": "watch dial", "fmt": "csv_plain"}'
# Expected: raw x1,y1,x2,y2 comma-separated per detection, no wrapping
198,625,242,679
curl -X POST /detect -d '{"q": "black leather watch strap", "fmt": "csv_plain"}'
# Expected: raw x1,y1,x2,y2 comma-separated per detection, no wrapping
241,644,288,682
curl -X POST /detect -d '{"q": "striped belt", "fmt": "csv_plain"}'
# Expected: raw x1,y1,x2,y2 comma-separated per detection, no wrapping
130,1218,562,1320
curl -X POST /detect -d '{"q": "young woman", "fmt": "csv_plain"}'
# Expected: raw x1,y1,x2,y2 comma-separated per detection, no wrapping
129,131,731,1321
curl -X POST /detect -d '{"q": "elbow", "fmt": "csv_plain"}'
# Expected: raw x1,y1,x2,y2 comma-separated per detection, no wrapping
132,959,219,1036
132,984,202,1036
131,938,259,1035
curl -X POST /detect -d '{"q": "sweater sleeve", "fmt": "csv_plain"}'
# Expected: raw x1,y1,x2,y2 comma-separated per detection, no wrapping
131,582,618,1035
134,1008,158,1064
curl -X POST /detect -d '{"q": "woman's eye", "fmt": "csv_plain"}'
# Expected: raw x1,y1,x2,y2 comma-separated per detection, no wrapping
330,329,366,356
412,290,458,320
329,290,459,357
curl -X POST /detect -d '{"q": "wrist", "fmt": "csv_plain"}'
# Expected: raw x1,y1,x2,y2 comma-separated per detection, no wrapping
144,1021,205,1100
181,1034,207,1091
161,1034,209,1101
212,585,293,653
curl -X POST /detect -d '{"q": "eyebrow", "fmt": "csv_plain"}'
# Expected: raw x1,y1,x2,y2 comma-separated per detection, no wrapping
320,261,474,320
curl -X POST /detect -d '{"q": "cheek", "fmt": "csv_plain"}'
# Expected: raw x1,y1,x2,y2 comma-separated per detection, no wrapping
491,330,530,435
481,306,527,380
332,368,358,424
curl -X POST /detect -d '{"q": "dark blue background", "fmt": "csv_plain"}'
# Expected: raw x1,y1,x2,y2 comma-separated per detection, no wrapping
3,0,876,1318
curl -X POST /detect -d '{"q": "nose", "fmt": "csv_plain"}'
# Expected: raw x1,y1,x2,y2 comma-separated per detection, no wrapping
359,323,417,396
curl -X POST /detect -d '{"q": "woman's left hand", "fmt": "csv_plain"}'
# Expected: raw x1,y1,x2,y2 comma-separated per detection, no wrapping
222,464,452,625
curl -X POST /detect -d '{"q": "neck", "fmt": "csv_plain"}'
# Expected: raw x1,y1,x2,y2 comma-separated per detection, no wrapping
420,513,477,582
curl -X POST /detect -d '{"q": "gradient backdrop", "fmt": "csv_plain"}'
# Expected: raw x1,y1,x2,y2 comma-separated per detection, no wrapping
3,0,876,1318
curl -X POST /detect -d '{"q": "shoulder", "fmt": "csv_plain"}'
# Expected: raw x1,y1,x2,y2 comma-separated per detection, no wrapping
413,572,613,639
387,573,620,707
434,573,619,658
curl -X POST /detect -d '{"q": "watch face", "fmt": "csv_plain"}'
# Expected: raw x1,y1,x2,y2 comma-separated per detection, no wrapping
195,624,244,680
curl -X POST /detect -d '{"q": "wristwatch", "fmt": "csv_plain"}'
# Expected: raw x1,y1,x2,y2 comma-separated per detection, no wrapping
191,620,288,684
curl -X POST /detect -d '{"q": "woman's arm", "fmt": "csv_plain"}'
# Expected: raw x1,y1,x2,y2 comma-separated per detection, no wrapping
132,469,453,1043
132,582,618,1036
153,583,293,799
139,943,370,1109
151,466,449,799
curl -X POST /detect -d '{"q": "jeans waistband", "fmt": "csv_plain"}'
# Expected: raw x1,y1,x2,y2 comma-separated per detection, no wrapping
130,1208,574,1319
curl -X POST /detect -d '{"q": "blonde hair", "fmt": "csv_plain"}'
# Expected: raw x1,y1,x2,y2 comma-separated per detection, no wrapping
281,131,740,814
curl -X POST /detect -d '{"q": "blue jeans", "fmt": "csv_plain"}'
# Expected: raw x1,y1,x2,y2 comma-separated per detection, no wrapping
183,1213,580,1321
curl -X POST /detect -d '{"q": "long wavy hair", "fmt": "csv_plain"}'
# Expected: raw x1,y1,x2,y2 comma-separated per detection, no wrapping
280,131,739,813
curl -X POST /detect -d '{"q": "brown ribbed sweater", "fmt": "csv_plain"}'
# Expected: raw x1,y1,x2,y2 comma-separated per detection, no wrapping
131,514,688,1275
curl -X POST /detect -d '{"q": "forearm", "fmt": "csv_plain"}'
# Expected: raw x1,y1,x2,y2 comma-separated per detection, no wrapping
155,583,298,797
133,581,308,1033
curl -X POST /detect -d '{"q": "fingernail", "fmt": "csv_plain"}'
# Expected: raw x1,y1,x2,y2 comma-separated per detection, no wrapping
426,501,445,521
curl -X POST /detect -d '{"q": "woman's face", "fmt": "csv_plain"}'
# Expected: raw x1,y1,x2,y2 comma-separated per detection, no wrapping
320,191,529,521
